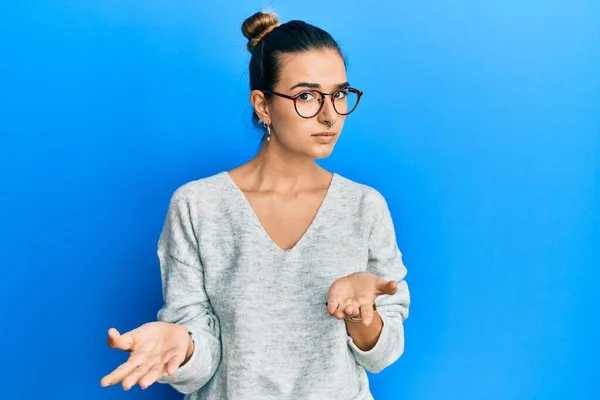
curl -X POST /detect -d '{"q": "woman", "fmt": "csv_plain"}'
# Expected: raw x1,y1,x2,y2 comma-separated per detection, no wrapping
101,10,410,400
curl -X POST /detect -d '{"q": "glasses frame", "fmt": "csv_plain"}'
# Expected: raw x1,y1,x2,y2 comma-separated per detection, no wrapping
262,87,363,119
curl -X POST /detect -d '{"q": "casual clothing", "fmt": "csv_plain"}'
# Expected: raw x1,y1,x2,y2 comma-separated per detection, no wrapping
156,171,410,399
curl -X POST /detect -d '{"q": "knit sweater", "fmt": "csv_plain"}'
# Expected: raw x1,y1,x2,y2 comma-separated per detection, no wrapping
155,171,410,399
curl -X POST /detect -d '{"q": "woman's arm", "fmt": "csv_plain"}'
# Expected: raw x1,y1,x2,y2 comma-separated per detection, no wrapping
155,189,222,394
347,190,411,373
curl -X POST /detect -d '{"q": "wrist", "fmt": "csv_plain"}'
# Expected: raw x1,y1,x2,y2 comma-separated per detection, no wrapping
345,312,383,351
180,326,194,366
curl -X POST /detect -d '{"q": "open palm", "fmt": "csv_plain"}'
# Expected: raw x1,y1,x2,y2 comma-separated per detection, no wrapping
326,272,397,326
100,321,192,390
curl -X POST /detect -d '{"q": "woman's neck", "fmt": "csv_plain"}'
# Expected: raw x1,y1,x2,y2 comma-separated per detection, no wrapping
235,142,328,193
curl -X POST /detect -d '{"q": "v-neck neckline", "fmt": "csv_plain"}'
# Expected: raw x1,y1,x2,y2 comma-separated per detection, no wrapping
221,171,338,254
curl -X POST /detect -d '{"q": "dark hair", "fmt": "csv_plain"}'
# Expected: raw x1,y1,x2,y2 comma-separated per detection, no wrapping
241,11,346,139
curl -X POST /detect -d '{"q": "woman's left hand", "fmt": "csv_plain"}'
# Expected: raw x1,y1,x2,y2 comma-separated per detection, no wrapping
326,272,398,326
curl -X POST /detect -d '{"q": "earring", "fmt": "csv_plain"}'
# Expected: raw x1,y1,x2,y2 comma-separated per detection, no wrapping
261,120,271,142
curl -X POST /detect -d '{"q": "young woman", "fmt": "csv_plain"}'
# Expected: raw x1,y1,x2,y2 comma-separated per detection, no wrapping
101,10,411,400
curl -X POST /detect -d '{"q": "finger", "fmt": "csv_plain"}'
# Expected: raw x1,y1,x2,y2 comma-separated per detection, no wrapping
326,299,340,316
166,353,185,376
343,301,359,318
100,354,146,387
375,277,389,295
122,361,154,391
101,360,139,387
139,362,166,389
386,280,398,295
335,299,352,319
376,278,398,296
359,303,376,327
107,328,135,352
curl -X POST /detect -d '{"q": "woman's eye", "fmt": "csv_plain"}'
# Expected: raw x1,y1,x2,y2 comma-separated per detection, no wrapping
334,90,348,99
298,92,316,101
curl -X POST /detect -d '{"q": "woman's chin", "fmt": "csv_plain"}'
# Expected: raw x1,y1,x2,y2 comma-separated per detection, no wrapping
306,142,336,159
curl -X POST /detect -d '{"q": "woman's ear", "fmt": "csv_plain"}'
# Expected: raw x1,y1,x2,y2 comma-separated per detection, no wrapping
250,90,271,125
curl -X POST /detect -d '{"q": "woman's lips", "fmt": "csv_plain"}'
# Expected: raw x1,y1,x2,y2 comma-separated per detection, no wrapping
312,132,336,137
312,132,337,143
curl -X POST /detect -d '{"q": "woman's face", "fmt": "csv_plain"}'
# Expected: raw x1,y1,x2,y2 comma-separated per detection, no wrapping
254,49,349,159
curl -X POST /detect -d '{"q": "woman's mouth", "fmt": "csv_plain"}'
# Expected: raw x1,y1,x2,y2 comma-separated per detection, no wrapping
312,132,337,144
312,132,336,137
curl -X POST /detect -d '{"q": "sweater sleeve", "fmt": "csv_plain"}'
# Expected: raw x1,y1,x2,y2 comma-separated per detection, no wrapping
155,189,222,394
347,191,411,373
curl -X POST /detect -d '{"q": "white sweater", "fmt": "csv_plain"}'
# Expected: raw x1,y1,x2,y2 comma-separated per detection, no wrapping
156,171,410,399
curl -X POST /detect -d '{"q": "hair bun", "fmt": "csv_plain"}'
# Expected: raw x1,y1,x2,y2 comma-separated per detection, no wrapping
241,11,281,52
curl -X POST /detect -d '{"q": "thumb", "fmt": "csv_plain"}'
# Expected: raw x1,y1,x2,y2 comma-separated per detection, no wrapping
107,328,135,351
376,278,397,295
386,280,398,295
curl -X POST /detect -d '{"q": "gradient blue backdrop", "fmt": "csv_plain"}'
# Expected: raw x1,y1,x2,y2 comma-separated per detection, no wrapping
1,1,598,399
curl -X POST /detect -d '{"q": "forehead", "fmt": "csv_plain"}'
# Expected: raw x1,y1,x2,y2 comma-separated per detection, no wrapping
276,49,347,90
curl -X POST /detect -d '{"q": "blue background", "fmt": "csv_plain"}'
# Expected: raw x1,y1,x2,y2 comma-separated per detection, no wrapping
1,1,598,399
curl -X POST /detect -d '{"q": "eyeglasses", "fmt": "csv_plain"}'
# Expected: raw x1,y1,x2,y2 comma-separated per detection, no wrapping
262,87,363,119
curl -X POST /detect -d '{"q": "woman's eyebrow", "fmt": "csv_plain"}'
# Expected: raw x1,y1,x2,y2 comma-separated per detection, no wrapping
289,81,350,90
289,82,320,90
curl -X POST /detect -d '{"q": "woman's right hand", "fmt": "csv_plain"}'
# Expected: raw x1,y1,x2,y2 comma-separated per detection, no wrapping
100,321,194,390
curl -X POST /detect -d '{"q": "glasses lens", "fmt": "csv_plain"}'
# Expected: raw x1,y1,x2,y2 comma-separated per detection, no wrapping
295,91,324,118
333,89,359,115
